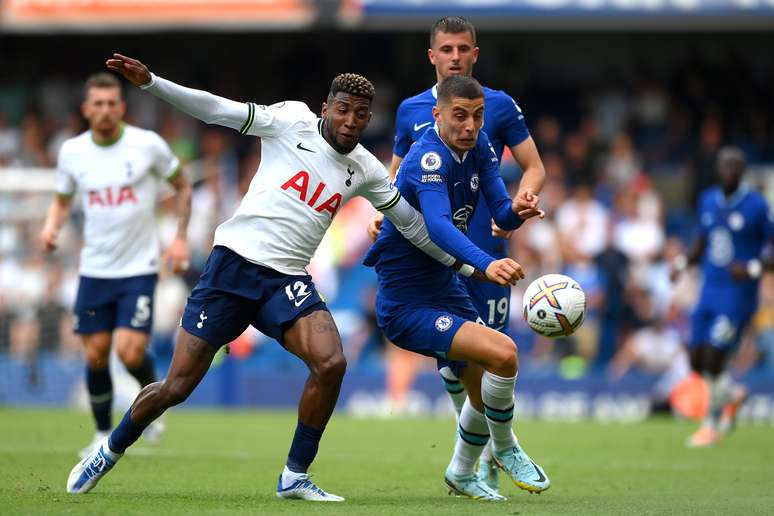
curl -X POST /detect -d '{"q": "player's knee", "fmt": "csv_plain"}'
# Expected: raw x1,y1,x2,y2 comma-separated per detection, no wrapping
491,335,518,372
116,345,145,368
85,346,110,369
315,352,347,383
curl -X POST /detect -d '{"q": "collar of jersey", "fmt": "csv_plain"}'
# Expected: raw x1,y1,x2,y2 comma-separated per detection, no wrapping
431,84,438,99
91,122,126,147
431,125,468,164
316,118,357,162
716,185,749,209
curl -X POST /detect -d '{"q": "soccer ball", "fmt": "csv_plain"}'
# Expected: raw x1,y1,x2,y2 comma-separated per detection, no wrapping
522,274,586,338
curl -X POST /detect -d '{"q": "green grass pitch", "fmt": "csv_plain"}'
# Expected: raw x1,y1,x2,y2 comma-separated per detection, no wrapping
1,408,772,515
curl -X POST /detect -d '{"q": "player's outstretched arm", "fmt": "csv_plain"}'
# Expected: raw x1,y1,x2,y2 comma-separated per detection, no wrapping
510,137,546,221
106,53,252,133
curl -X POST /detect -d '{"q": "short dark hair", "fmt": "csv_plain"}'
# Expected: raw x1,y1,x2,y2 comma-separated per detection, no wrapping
430,16,476,48
437,75,484,104
84,72,122,98
717,145,746,169
328,73,375,103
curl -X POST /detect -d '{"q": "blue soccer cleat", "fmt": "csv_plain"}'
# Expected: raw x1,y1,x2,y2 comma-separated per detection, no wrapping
445,468,506,501
67,437,122,494
493,444,550,493
477,455,500,493
276,473,344,502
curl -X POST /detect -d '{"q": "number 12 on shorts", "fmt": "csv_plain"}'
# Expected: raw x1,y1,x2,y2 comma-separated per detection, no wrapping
285,281,312,308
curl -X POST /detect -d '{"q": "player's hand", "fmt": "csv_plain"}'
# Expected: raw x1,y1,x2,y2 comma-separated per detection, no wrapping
367,212,384,242
40,225,58,253
728,261,750,281
491,220,514,239
105,53,152,87
485,258,525,286
512,189,545,221
163,236,190,275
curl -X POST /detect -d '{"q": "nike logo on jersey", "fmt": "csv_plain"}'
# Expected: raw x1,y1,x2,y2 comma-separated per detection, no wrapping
294,293,312,307
413,121,432,132
285,281,313,307
296,142,315,153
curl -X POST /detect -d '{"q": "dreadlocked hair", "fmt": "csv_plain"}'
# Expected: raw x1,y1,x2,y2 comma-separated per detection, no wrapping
329,73,375,102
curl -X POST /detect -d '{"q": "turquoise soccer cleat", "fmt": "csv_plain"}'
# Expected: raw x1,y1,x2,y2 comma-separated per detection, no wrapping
67,437,122,494
445,468,506,501
276,473,344,502
493,444,550,493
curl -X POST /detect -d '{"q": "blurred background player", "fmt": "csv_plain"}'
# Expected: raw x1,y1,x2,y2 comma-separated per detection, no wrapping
365,76,549,501
68,54,477,500
672,146,774,447
367,16,545,490
40,72,192,457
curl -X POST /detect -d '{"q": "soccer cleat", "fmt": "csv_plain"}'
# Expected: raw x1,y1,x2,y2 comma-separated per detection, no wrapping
445,468,506,501
276,473,344,502
78,430,110,459
477,456,500,493
686,426,720,448
67,437,122,494
718,386,747,436
143,417,166,444
493,444,550,493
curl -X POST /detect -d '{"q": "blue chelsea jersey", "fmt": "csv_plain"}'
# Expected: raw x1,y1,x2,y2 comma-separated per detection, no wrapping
698,186,774,286
364,127,511,303
393,85,530,256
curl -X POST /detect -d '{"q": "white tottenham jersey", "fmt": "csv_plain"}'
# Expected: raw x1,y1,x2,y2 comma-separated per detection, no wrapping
142,74,467,277
56,125,180,278
213,101,401,275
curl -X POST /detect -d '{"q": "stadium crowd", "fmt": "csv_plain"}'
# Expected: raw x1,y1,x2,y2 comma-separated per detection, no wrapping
1,42,773,396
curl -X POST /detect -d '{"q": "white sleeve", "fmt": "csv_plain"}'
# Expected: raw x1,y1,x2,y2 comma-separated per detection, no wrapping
55,145,76,196
149,132,181,180
361,162,475,277
141,74,297,138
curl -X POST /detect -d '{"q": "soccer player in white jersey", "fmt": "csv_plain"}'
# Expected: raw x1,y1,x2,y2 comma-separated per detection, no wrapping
40,72,192,458
66,54,501,501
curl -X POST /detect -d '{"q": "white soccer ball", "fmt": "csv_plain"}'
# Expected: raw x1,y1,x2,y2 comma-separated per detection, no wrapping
522,274,586,338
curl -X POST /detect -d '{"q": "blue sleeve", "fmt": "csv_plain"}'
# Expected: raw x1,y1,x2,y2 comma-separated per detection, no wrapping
496,92,529,148
697,191,712,237
478,133,522,230
760,197,774,241
412,165,494,273
392,101,413,158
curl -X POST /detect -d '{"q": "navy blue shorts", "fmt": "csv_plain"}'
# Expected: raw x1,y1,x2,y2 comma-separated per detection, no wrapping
182,246,328,348
376,295,483,377
73,274,157,335
462,276,511,334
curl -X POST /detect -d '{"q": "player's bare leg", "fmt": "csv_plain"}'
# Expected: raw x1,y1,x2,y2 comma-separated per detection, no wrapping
446,322,549,494
67,329,217,494
115,328,164,442
80,332,113,457
276,309,345,501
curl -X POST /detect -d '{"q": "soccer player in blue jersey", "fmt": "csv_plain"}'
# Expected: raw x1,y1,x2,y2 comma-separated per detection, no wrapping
365,75,549,501
672,147,774,447
367,16,545,490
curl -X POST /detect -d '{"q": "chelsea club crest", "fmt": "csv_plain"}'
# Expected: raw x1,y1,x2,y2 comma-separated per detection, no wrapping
470,174,479,192
435,315,453,332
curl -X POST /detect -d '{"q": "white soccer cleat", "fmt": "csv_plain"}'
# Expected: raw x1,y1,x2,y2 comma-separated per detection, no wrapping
78,430,111,459
276,473,344,502
67,437,122,494
445,468,506,501
143,417,166,444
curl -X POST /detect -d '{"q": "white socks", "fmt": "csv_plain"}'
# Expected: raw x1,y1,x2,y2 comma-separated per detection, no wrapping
439,366,467,417
704,373,736,428
448,399,489,476
482,371,517,452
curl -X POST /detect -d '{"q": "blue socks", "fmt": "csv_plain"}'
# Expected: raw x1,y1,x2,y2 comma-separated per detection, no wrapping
286,421,324,473
126,353,157,387
86,367,113,431
108,410,148,454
